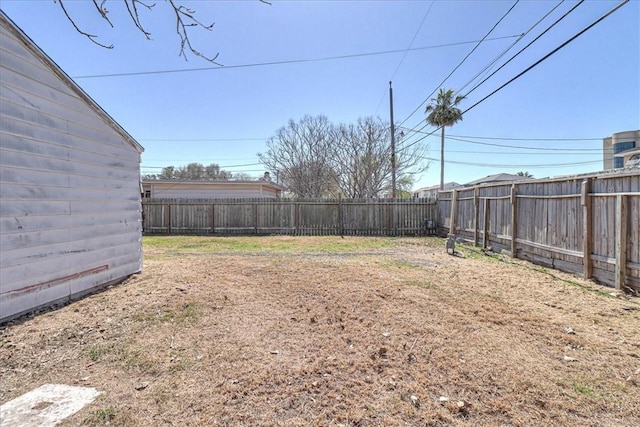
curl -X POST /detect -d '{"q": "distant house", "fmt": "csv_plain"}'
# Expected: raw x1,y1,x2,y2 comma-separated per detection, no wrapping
142,180,284,199
0,11,144,322
412,182,460,200
463,173,529,187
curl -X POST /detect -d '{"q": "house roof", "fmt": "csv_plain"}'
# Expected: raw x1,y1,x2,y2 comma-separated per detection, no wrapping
0,10,144,154
142,179,285,191
413,182,461,193
464,173,529,187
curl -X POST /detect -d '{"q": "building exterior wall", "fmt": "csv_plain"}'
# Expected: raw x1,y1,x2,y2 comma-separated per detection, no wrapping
0,13,144,322
603,130,639,169
142,181,282,199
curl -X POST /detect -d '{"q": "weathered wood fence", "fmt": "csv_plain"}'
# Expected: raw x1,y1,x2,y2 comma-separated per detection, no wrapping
143,198,438,236
438,171,640,292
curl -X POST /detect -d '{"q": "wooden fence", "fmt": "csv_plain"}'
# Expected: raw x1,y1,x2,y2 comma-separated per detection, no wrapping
437,170,640,292
143,198,438,237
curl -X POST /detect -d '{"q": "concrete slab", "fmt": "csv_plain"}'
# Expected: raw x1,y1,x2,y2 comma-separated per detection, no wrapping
0,384,100,427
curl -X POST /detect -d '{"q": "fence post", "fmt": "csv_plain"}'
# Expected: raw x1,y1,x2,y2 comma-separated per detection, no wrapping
473,187,480,246
449,189,458,235
211,203,215,234
511,184,518,257
581,179,592,279
339,196,344,237
254,202,258,234
615,194,628,291
164,203,172,234
483,198,490,249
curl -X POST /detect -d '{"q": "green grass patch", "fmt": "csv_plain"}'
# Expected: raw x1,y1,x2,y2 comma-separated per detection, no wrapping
572,383,599,399
82,407,133,426
531,266,616,299
85,343,125,362
143,235,402,255
404,279,438,289
132,302,200,325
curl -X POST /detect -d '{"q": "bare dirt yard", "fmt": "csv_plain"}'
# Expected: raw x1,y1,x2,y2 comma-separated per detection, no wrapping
1,236,639,426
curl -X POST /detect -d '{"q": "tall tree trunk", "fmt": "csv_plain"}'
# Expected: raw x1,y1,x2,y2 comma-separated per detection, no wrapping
440,126,445,191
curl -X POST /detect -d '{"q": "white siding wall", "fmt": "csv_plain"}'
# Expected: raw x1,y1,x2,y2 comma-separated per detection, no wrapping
0,18,143,322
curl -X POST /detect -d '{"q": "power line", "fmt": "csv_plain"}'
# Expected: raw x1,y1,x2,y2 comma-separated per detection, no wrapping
444,149,601,155
461,0,584,100
72,35,522,79
397,0,584,146
462,0,629,116
398,0,629,153
389,1,435,82
374,1,435,115
138,137,265,142
397,0,521,128
448,133,602,141
457,0,568,95
445,136,601,151
416,155,602,168
141,162,263,169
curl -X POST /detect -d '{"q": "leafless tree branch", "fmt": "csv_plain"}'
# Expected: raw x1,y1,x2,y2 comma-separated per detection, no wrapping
125,0,154,40
91,0,114,27
56,0,114,49
169,0,220,63
55,0,263,63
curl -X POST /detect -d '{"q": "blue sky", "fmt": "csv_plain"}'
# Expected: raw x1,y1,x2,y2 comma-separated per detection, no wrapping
2,0,638,189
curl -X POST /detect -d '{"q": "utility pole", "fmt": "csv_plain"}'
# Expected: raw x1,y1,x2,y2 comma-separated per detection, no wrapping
389,81,396,199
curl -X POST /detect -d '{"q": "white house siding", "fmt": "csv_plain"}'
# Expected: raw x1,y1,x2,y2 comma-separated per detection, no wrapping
0,13,144,322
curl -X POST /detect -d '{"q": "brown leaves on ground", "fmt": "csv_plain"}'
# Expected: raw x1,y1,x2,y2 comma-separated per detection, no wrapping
1,236,639,426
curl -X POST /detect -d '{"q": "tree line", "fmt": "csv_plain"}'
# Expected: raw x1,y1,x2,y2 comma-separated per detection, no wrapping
145,115,429,199
258,115,427,199
143,163,247,181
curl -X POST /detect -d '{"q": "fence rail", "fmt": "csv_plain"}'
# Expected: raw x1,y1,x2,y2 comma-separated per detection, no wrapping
143,198,438,237
437,170,640,292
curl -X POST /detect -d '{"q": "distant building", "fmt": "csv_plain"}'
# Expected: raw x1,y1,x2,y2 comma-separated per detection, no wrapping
141,180,284,199
412,182,460,200
622,148,640,168
463,173,529,187
603,130,640,169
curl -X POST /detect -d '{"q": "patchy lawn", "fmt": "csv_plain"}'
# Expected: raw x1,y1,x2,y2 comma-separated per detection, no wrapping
1,236,639,426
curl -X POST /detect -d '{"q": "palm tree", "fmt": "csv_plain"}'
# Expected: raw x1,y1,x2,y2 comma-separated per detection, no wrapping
516,171,534,178
425,88,465,190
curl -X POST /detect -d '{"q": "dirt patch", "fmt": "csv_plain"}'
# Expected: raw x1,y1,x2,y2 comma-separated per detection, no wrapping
1,236,639,426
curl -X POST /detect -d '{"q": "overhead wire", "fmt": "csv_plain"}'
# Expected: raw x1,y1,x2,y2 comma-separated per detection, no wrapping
414,155,602,168
456,0,568,95
461,0,629,117
397,0,521,129
374,0,435,115
398,0,629,153
400,0,584,149
72,34,522,79
461,0,584,100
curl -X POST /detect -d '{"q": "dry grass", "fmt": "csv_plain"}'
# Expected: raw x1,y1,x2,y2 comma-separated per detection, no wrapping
1,236,639,426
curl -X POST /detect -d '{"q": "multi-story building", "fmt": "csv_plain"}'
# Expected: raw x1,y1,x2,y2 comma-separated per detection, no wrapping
603,130,640,169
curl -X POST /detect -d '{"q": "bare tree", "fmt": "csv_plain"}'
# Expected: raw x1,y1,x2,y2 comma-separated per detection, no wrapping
259,116,428,199
55,0,270,62
331,117,426,198
258,115,338,198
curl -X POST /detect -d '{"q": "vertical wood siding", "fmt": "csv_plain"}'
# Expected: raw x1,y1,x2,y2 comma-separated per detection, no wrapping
438,171,640,292
0,17,143,322
143,198,438,236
